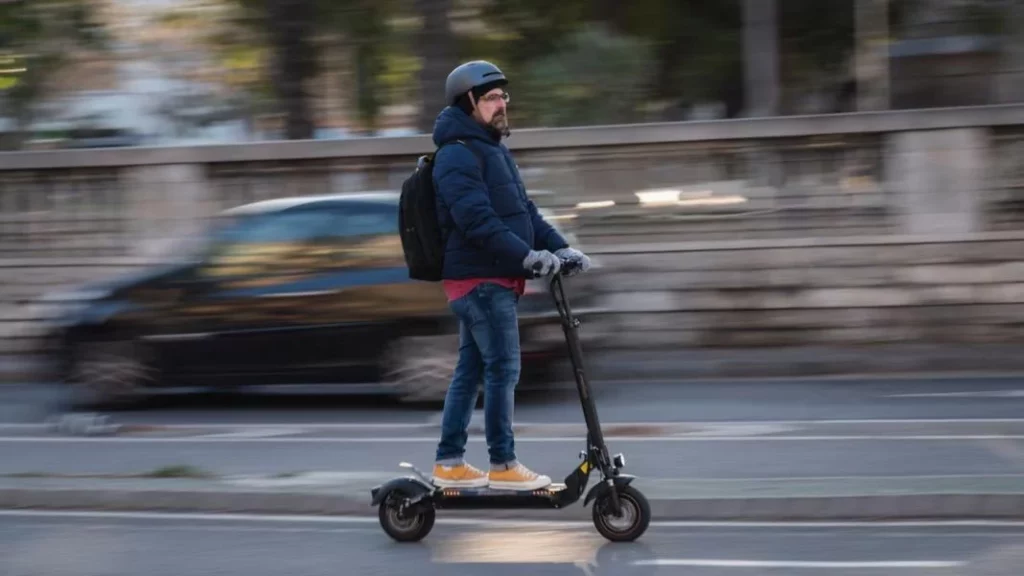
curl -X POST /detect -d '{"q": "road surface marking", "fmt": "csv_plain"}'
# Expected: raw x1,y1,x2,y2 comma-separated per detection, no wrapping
6,417,1024,431
0,420,440,428
4,510,1024,529
224,471,388,488
195,428,306,439
888,390,1024,398
0,522,373,534
4,471,1022,488
5,434,1024,443
633,559,964,568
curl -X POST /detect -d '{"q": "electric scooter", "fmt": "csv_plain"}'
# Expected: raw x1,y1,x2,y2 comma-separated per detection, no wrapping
371,259,651,543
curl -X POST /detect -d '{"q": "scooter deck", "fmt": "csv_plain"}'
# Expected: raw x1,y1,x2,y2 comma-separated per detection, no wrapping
431,483,570,509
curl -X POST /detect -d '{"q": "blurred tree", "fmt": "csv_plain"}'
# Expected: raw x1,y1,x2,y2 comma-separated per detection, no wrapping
0,0,108,147
152,0,274,139
647,1,742,118
474,0,591,68
778,0,854,113
225,0,399,138
855,0,890,111
263,0,318,139
321,0,392,134
474,0,896,121
515,23,656,127
476,0,743,122
414,0,455,133
350,1,387,132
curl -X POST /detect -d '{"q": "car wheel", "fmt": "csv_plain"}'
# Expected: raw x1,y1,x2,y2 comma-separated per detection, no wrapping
66,339,153,409
379,334,458,404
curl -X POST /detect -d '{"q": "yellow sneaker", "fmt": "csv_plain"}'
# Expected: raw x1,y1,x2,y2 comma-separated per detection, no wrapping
432,462,489,488
488,462,552,491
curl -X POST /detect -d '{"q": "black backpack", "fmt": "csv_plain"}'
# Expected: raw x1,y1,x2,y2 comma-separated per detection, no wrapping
398,139,483,281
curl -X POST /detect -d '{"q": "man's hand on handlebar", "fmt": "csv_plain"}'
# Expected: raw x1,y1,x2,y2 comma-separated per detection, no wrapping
523,247,592,279
557,257,584,277
554,247,591,277
523,250,561,277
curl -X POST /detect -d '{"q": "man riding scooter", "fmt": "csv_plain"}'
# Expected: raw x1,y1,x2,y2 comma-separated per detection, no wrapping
428,60,593,491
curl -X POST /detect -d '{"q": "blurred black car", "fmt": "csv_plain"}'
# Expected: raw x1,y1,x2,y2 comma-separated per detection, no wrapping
45,192,601,407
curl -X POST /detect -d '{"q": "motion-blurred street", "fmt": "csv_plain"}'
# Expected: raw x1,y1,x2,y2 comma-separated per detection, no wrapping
4,342,1024,575
1,377,1023,507
3,511,1024,575
3,0,1024,573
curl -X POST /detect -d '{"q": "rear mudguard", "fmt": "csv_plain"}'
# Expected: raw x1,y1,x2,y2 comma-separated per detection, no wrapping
370,476,436,506
583,474,636,507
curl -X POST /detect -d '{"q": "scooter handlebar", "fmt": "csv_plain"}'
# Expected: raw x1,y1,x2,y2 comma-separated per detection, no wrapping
526,257,583,280
557,257,584,277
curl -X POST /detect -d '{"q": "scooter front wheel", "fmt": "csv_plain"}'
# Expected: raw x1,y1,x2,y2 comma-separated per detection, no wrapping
378,490,435,542
592,485,651,542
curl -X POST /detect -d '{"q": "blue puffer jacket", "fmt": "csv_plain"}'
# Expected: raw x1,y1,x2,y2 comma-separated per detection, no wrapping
432,106,568,280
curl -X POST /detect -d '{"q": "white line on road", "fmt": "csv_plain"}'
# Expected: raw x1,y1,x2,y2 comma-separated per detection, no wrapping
4,434,1024,443
0,522,374,534
888,391,1024,398
4,509,1024,529
6,417,1024,431
0,420,440,428
633,559,965,568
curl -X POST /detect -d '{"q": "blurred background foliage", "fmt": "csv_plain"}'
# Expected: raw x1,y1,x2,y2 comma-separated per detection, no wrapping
0,0,1019,145
0,0,109,147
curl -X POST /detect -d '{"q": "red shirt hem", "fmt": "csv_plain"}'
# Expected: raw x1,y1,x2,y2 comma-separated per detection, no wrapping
442,278,526,302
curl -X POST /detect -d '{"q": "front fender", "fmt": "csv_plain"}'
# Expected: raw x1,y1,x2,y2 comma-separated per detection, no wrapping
370,476,435,506
583,474,636,507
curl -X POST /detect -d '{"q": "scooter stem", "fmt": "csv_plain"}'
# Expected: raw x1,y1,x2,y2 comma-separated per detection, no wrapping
550,273,624,517
549,274,612,466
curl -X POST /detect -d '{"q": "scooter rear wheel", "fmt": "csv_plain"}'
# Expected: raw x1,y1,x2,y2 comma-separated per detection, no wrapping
592,485,651,542
378,489,435,542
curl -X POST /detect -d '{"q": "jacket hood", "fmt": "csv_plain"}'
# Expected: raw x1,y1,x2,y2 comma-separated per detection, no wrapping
431,106,500,148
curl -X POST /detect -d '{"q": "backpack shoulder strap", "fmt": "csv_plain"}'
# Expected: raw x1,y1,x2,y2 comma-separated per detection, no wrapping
436,139,485,175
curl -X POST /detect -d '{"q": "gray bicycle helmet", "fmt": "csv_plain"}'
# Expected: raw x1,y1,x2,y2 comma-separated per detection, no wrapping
445,60,507,105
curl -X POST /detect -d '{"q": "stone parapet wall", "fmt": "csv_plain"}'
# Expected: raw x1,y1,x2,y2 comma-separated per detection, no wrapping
584,233,1024,350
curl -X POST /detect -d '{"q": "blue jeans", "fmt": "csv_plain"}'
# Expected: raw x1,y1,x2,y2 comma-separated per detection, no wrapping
435,282,521,467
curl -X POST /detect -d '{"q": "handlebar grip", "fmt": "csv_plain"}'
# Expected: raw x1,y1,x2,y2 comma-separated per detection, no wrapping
526,258,581,279
558,257,582,276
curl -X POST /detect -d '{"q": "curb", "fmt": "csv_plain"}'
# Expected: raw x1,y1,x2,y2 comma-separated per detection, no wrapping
2,487,1024,521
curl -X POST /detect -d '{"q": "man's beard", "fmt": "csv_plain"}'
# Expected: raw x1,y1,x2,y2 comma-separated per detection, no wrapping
489,113,510,137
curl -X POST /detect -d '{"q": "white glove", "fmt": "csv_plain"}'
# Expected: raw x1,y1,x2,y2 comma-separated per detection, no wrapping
554,247,591,276
522,250,561,277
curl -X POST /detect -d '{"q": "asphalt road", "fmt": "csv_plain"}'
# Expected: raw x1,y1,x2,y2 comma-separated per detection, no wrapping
2,377,1024,482
5,375,1024,425
2,511,1024,575
3,432,1024,481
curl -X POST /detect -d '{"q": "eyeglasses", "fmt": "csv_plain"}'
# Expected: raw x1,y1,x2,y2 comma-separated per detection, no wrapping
479,92,510,104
